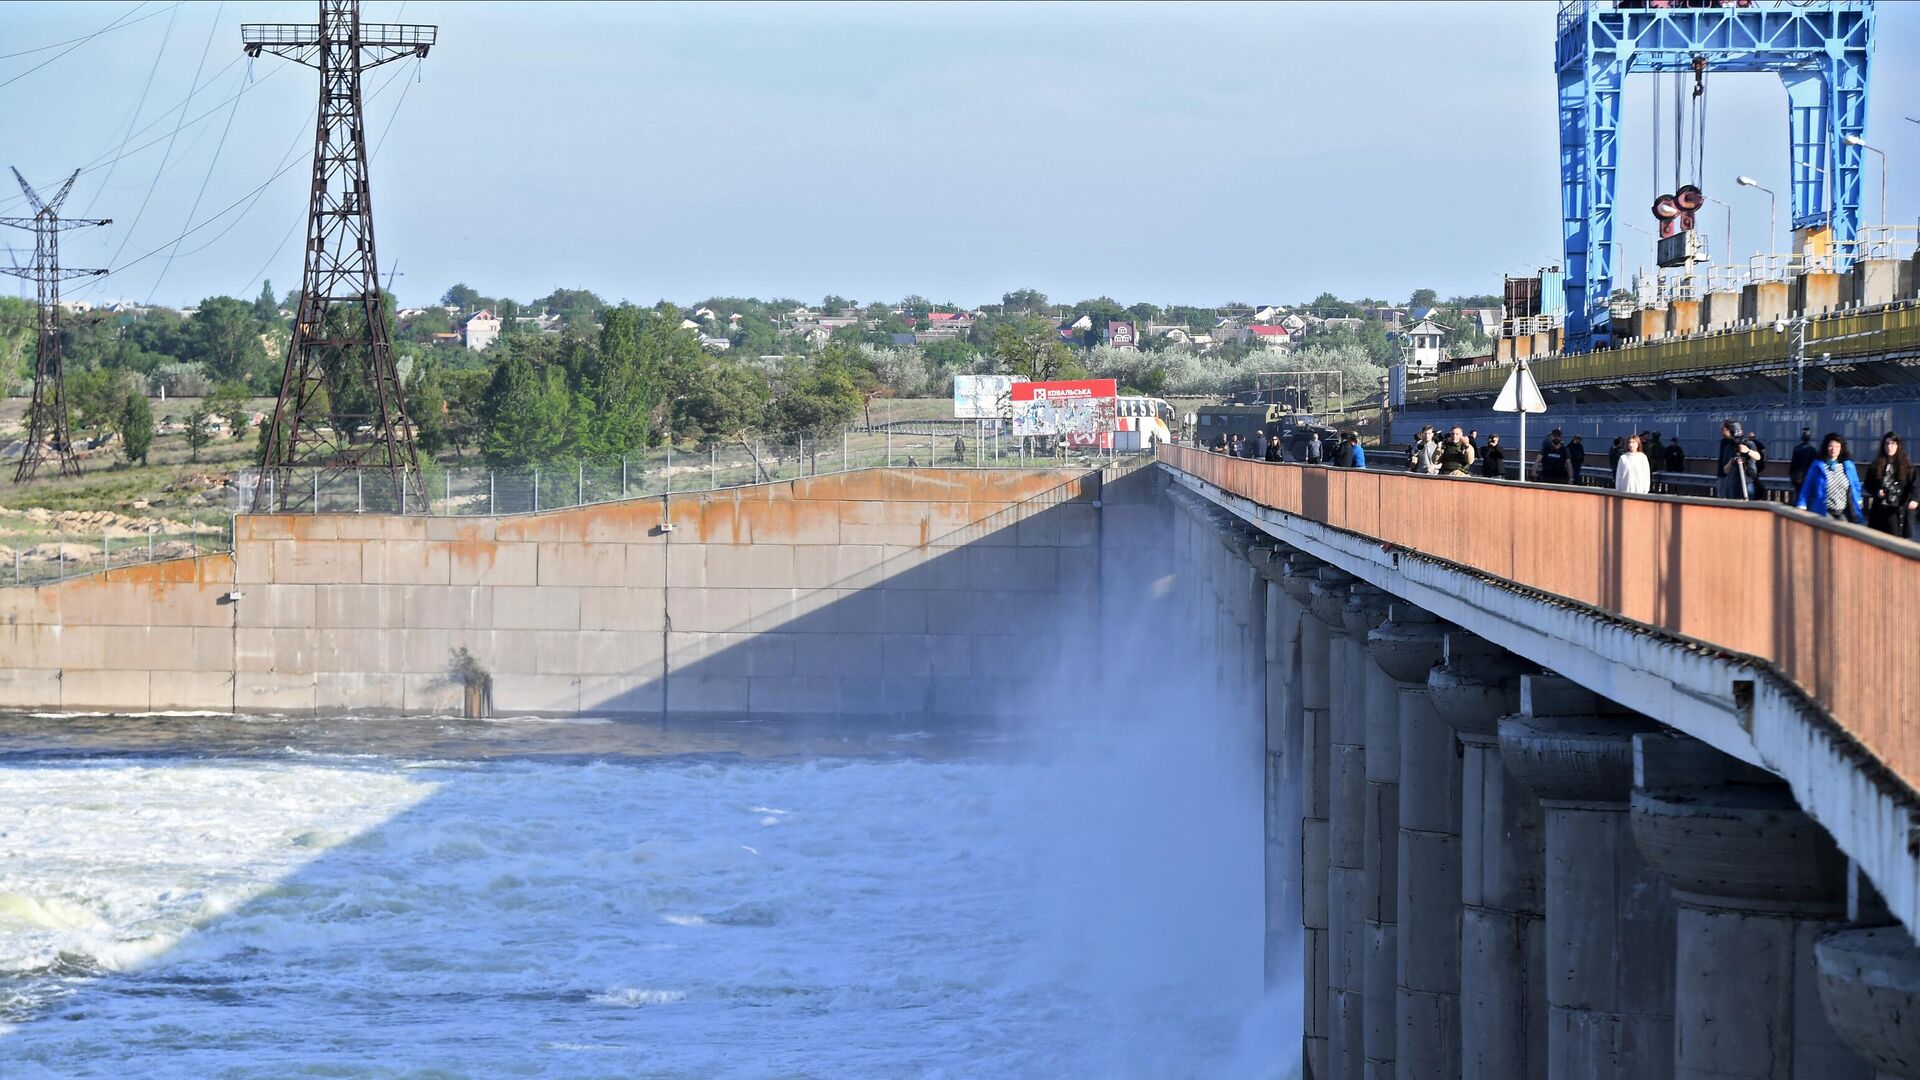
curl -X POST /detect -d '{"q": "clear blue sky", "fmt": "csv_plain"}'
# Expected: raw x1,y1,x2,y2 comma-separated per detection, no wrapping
3,1,1916,310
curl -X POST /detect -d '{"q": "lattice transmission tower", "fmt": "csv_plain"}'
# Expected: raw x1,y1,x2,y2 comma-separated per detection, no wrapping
1,168,109,484
242,1,435,511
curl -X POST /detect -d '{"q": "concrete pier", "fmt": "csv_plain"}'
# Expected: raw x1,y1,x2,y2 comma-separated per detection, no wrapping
1342,584,1395,1080
1631,734,1868,1079
1261,551,1308,988
1310,569,1364,1080
1817,927,1920,1079
1368,605,1455,1080
1500,676,1675,1080
1429,633,1544,1080
1283,556,1334,1079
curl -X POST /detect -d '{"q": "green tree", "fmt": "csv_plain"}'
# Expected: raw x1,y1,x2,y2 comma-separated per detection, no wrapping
187,296,269,385
990,317,1083,382
253,280,280,322
441,283,486,312
477,348,579,465
769,361,863,443
184,403,214,462
1001,288,1048,314
118,391,154,465
576,305,679,455
669,355,772,447
1408,287,1439,309
405,357,449,455
68,368,131,435
206,382,252,439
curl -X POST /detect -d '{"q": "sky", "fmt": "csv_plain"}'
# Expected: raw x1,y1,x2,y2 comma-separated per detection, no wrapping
2,0,1916,312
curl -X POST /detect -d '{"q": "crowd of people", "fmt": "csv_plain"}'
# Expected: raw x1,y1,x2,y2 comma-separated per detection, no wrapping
1199,417,1920,541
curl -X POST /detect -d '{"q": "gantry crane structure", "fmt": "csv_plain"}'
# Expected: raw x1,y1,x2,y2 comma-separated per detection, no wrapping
1557,0,1875,353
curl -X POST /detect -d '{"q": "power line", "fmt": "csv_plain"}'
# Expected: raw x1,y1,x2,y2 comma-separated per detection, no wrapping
0,2,184,87
96,3,225,283
145,50,245,304
0,53,267,216
76,1,179,219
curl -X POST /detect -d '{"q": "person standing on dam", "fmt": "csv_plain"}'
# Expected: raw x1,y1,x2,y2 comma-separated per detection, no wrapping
1790,428,1819,495
1616,434,1652,494
1438,426,1475,475
1795,432,1864,523
1479,433,1505,478
1864,432,1916,538
1717,420,1766,500
1533,429,1572,484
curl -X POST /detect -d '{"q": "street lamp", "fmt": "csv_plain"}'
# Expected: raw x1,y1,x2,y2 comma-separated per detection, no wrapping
1736,176,1776,258
1621,220,1657,290
1843,134,1888,232
1704,194,1733,267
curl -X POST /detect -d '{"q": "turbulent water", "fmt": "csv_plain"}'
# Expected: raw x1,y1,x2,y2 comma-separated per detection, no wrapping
0,713,1284,1079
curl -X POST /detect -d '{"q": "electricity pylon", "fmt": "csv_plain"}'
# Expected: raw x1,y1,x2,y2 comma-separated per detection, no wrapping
1,168,109,483
241,1,435,511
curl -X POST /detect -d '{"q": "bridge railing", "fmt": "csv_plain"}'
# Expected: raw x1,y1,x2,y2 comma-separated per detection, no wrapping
1159,442,1920,796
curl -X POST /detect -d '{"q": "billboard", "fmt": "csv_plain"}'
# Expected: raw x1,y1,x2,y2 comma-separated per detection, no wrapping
953,374,1023,419
1010,378,1119,446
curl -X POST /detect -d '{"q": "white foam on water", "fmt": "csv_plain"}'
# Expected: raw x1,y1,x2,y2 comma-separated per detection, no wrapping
0,750,1282,1078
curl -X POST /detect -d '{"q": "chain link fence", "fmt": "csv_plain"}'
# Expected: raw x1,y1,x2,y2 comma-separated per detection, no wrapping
2,509,233,587
234,428,1141,516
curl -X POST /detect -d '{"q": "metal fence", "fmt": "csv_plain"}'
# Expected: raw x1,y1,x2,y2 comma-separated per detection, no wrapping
234,429,1143,516
3,513,232,588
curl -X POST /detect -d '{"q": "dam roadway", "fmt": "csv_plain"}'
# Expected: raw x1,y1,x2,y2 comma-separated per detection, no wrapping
4,456,1920,1078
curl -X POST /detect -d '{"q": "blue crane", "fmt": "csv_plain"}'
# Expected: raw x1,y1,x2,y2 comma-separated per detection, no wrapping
1556,0,1875,353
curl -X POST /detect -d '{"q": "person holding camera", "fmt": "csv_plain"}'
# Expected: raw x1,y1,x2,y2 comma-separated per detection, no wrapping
1795,432,1863,523
1716,420,1765,501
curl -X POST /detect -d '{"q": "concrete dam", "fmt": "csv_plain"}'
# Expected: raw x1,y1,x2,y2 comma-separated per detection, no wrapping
4,457,1920,1079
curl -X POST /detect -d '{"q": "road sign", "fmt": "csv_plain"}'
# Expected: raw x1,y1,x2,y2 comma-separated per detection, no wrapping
1492,364,1547,414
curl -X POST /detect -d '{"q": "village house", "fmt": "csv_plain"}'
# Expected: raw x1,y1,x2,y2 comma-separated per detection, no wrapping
463,309,502,351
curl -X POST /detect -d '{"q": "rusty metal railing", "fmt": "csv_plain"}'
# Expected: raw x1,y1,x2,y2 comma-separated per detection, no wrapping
1159,441,1920,795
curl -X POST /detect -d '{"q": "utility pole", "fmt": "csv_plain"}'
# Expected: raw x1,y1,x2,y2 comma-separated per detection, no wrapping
1,168,109,483
241,2,435,512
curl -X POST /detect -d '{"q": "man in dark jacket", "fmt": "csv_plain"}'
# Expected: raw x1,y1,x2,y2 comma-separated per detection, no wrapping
1480,434,1505,478
1663,440,1687,473
1567,435,1588,484
1717,420,1765,500
1607,437,1626,485
1789,428,1818,494
1251,430,1269,461
1331,434,1355,468
1535,430,1572,483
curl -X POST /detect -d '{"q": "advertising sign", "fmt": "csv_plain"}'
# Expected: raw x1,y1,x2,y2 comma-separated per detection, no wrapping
953,374,1022,419
1010,378,1119,446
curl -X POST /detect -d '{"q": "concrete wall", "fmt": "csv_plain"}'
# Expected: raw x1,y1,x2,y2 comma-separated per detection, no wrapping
0,469,1105,719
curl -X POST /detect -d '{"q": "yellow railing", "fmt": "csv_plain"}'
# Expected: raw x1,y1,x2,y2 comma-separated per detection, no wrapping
1407,303,1920,404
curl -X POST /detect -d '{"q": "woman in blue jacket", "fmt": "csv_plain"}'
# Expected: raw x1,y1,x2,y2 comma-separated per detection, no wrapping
1795,432,1864,523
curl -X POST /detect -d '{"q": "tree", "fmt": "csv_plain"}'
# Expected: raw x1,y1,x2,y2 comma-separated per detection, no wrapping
477,347,579,465
577,306,686,456
769,360,863,443
68,368,131,435
187,296,270,386
669,355,771,447
990,317,1083,382
253,280,280,322
406,357,449,455
1408,288,1439,310
1001,288,1048,314
441,283,485,312
184,403,214,462
118,392,153,465
206,382,252,439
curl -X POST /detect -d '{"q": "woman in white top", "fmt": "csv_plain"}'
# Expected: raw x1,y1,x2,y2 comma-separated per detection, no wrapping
1615,433,1651,494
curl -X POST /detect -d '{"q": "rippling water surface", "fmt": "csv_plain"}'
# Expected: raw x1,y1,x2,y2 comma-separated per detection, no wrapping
0,713,1280,1079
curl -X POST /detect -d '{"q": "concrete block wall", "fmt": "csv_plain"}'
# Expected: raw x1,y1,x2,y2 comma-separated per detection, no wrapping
0,468,1105,720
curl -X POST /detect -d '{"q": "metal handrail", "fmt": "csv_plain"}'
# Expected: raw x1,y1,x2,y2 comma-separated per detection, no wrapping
1158,440,1920,795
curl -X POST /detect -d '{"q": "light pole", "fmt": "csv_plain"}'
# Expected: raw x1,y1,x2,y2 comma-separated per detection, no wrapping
1621,221,1657,296
1736,175,1776,258
1705,194,1733,267
1843,134,1888,234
